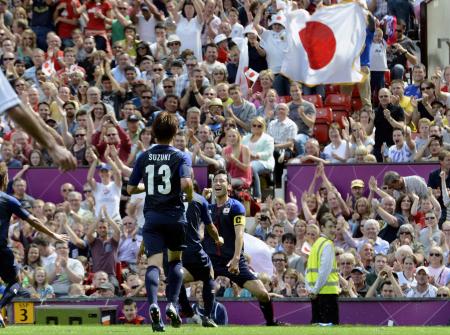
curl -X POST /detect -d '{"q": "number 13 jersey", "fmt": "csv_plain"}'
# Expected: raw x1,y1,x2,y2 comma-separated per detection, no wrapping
129,144,192,213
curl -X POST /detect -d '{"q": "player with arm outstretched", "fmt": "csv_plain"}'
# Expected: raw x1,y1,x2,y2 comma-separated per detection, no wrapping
127,112,193,332
0,163,69,328
0,71,76,171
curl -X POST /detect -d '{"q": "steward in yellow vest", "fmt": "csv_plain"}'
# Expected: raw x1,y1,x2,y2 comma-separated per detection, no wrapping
305,213,340,324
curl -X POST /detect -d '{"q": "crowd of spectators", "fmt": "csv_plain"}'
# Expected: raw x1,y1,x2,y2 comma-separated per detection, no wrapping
0,0,449,325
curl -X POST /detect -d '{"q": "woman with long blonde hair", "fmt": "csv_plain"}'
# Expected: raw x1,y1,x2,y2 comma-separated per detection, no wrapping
223,128,252,189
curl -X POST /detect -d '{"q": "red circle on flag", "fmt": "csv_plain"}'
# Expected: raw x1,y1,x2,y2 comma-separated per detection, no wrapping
299,21,336,70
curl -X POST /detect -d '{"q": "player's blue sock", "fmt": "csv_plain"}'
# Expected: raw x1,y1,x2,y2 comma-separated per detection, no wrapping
202,278,216,318
145,265,160,305
0,282,20,309
166,260,183,304
259,299,275,324
178,285,193,316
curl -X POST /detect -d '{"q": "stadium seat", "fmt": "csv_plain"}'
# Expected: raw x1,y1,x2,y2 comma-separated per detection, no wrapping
303,94,323,108
351,97,363,112
313,123,330,144
315,107,333,125
333,110,349,128
325,93,352,112
325,84,340,95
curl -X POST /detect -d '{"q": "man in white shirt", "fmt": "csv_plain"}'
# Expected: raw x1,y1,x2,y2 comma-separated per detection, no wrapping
385,127,416,163
111,52,141,84
343,219,390,255
406,266,438,298
130,0,163,44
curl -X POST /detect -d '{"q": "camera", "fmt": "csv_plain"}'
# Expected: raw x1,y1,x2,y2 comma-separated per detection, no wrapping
260,215,269,221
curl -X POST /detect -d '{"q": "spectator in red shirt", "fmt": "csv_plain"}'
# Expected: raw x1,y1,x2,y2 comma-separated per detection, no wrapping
76,0,113,52
119,298,145,325
54,0,81,48
92,118,132,162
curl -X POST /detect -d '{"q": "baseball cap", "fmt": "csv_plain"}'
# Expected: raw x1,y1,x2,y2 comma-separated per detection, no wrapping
269,14,286,28
98,163,112,171
98,282,114,291
127,114,140,122
213,34,227,45
209,98,223,107
351,266,367,274
167,35,181,44
141,4,149,11
416,266,429,275
243,24,259,37
351,179,365,188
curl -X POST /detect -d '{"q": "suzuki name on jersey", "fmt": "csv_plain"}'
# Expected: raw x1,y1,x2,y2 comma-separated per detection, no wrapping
148,153,172,161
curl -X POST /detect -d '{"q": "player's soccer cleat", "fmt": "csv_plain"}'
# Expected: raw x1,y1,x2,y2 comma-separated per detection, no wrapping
0,313,6,328
267,319,289,326
149,304,165,332
165,303,182,328
201,316,218,328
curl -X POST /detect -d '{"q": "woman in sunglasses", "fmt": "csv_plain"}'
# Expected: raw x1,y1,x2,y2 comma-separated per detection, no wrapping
411,80,438,126
242,116,274,201
426,247,450,287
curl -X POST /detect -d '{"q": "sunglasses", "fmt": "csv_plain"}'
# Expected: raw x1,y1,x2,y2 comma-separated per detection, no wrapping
425,217,436,220
63,189,74,192
421,87,432,91
429,253,442,257
107,133,117,137
75,134,86,137
83,189,92,193
163,85,173,89
153,68,164,72
340,262,353,265
437,294,448,297
4,57,14,60
399,231,411,235
252,124,262,128
272,259,285,262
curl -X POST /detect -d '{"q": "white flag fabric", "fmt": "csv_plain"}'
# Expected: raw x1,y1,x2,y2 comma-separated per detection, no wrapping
233,37,249,97
243,233,274,275
244,68,259,82
280,2,367,85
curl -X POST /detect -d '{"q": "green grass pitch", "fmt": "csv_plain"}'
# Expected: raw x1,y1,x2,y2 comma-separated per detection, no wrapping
1,325,449,335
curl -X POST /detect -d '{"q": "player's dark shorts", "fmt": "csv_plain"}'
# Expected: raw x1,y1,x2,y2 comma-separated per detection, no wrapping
209,254,257,288
0,246,18,284
183,249,213,281
143,210,187,257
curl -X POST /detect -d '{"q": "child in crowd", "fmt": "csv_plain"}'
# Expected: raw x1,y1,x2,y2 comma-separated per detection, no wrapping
118,298,145,325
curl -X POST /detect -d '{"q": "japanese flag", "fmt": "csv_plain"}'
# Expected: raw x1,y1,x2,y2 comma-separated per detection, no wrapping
281,2,367,85
42,60,56,77
244,68,259,82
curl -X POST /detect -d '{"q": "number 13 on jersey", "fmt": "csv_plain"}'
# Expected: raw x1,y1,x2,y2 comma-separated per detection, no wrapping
146,164,172,195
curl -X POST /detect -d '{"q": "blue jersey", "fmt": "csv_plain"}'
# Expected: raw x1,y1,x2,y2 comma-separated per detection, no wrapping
185,193,212,253
129,144,192,213
203,198,246,261
0,192,30,247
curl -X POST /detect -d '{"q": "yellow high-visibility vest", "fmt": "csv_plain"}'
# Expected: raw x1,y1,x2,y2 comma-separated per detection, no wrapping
306,236,340,294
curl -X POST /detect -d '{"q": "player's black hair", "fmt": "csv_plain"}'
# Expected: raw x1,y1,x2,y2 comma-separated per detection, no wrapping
213,169,232,185
151,111,179,143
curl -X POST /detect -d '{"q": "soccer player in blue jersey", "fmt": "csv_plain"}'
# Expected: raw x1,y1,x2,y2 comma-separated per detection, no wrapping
127,112,193,332
203,170,284,326
177,191,224,328
0,163,68,327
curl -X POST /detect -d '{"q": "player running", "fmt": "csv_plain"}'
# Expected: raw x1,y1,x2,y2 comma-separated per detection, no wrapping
177,191,224,328
203,170,284,326
127,112,193,332
0,163,69,327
